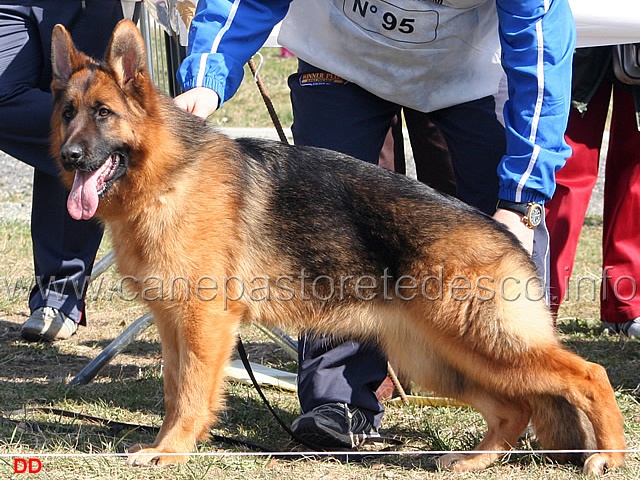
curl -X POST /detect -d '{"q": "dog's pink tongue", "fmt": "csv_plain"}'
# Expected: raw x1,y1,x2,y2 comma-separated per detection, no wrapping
67,170,101,220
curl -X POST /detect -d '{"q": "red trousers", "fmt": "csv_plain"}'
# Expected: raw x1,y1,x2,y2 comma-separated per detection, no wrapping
546,80,640,323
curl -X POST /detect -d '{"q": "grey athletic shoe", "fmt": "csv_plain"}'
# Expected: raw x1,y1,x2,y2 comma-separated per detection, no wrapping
602,318,640,339
291,402,379,449
21,307,78,342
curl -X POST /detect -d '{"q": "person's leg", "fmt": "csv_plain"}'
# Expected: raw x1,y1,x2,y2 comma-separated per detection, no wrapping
600,84,640,336
427,96,503,216
429,96,557,290
0,2,123,339
287,61,398,443
544,82,610,315
403,108,456,197
378,113,403,172
29,169,104,323
30,0,123,323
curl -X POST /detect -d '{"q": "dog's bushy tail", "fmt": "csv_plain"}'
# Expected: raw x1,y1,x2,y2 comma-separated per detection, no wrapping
530,394,597,465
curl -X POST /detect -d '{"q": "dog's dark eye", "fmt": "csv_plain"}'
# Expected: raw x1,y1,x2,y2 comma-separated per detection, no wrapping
98,107,112,118
62,108,74,121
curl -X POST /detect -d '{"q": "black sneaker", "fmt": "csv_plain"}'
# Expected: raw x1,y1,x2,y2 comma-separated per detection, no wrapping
291,402,379,449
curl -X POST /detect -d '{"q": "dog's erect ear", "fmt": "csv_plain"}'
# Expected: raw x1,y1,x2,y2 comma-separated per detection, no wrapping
106,19,148,89
51,24,84,85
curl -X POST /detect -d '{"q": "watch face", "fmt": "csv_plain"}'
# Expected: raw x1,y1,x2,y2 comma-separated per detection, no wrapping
527,203,543,228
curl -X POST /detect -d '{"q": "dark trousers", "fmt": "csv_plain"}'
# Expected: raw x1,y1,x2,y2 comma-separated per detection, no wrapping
288,60,506,427
0,1,123,323
380,109,457,197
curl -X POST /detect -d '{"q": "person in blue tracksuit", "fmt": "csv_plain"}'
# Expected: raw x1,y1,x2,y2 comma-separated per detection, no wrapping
174,0,576,449
0,1,124,342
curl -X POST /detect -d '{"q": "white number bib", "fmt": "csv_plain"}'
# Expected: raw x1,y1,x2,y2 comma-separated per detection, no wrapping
342,0,439,44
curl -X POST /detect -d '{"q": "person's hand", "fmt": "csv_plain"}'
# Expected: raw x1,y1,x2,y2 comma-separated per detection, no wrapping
493,208,534,255
173,87,220,120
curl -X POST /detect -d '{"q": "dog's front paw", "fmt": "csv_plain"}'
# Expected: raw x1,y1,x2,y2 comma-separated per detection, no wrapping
436,453,463,471
126,444,189,466
436,452,496,472
582,452,625,477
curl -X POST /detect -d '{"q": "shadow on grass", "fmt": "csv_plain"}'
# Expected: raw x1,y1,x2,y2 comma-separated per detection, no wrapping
0,387,303,457
0,319,97,379
76,338,161,358
0,318,163,383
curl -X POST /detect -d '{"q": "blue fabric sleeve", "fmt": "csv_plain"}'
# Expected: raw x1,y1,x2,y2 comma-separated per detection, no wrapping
177,0,291,107
496,0,576,204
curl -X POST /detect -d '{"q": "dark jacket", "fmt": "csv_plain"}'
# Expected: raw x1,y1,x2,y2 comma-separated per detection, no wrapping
572,46,640,125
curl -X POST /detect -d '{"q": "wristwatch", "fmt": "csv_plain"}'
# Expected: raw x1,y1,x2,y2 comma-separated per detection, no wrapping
496,199,544,229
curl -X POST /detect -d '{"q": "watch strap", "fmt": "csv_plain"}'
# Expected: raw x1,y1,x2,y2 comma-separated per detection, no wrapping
496,199,529,216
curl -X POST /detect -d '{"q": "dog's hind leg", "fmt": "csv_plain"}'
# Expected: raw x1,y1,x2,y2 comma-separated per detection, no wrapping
383,314,530,471
435,346,625,475
440,343,625,475
435,387,531,472
127,304,241,466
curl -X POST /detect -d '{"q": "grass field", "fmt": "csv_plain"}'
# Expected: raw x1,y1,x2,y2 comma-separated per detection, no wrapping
0,49,639,479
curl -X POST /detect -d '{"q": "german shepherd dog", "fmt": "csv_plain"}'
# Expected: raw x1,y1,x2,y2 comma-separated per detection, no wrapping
50,19,625,475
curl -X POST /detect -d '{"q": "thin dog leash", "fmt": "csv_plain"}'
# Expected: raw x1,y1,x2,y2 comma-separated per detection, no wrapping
247,57,289,144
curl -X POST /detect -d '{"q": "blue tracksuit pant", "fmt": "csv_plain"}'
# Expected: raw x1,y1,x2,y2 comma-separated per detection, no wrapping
0,1,124,323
